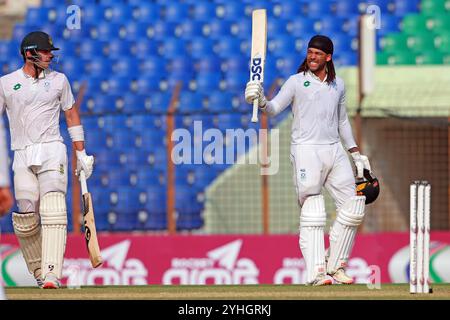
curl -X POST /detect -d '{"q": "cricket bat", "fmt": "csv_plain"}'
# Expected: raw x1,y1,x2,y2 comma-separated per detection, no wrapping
250,9,267,123
80,170,103,268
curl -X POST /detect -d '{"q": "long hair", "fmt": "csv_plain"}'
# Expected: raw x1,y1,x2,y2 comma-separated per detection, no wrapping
297,58,336,85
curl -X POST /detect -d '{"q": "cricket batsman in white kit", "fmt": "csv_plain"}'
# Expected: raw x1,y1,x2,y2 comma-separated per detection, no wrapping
245,35,373,285
0,31,94,289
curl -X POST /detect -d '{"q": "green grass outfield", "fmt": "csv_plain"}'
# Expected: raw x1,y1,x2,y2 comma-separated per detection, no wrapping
5,284,450,300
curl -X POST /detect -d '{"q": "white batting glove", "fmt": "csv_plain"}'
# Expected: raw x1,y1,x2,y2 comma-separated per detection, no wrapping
245,80,267,107
76,149,95,179
351,152,371,179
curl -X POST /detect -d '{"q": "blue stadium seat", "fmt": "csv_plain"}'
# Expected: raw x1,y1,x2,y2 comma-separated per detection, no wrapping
94,149,122,168
79,40,107,59
84,129,109,151
178,92,205,114
130,40,158,58
195,56,222,73
216,2,245,19
139,56,166,75
206,91,235,113
81,116,100,132
128,114,155,132
125,150,152,167
150,21,177,40
123,22,151,40
392,0,419,15
379,14,401,36
160,38,188,58
277,54,301,77
109,130,137,151
191,2,216,21
192,165,217,188
273,2,303,19
175,185,202,213
334,51,357,66
104,4,133,23
213,113,243,131
334,0,361,17
105,169,132,187
176,212,203,230
47,6,68,25
194,72,222,92
110,186,147,212
144,185,167,214
144,92,171,112
133,75,162,93
215,37,242,58
41,0,61,7
25,7,50,26
224,71,247,91
268,35,299,57
89,22,122,40
112,58,139,77
341,15,359,36
54,40,76,57
136,129,166,151
85,59,112,77
58,55,85,81
97,115,129,133
223,55,248,72
163,3,189,22
62,27,91,42
169,57,195,77
205,19,232,39
0,41,19,57
330,33,354,53
107,39,132,59
85,93,117,113
119,93,145,113
177,20,205,39
189,38,215,59
133,167,166,188
287,18,316,37
306,1,333,17
106,76,132,93
133,3,161,22
12,24,34,41
139,211,167,230
82,5,107,25
315,16,346,34
268,18,288,35
230,18,252,39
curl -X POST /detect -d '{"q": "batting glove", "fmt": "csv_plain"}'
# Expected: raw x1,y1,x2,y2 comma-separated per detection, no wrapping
245,81,267,107
76,149,95,179
351,152,371,179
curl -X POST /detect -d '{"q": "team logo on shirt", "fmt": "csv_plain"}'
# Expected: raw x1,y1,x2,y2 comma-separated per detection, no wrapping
13,83,21,90
299,169,306,181
44,81,50,92
303,81,310,87
59,164,65,175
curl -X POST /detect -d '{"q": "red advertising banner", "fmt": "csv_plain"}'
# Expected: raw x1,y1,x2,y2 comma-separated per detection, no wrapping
1,232,449,286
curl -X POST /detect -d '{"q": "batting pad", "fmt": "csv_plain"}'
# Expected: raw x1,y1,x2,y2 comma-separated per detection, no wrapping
299,195,327,284
40,192,67,279
327,196,366,274
12,212,42,278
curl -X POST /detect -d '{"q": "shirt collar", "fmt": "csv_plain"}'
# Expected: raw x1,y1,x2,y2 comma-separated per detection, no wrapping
307,70,327,83
21,67,49,81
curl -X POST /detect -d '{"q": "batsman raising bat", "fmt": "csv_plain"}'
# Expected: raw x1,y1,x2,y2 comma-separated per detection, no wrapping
0,31,94,289
245,35,379,285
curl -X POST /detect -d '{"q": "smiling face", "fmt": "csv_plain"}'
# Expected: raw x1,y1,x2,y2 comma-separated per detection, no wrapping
306,47,331,72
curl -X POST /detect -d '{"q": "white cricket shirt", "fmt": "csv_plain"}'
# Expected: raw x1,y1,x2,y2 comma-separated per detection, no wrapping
262,71,357,150
0,68,75,150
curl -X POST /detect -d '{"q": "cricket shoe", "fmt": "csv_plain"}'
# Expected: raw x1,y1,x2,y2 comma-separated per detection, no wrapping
306,274,332,286
43,273,61,289
36,277,44,289
328,268,354,284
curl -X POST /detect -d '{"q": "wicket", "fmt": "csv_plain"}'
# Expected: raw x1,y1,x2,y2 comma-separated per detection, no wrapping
409,181,431,294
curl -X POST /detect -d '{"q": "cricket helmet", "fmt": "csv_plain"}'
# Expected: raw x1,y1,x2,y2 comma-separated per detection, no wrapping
356,169,380,205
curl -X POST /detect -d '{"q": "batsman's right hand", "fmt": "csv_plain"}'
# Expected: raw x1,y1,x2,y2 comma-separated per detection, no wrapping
245,81,267,107
76,149,95,179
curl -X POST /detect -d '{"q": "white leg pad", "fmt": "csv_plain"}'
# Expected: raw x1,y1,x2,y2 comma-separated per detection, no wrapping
327,196,366,274
12,212,42,278
299,195,327,284
40,192,67,280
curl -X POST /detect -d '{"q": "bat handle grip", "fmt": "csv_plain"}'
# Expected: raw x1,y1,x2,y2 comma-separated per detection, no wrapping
79,170,88,195
251,99,259,123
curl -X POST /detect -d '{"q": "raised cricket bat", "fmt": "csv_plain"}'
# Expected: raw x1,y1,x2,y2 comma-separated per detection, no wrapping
250,9,267,123
80,170,103,268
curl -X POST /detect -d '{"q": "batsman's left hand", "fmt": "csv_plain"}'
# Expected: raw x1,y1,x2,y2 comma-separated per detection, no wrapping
351,151,371,179
76,149,95,179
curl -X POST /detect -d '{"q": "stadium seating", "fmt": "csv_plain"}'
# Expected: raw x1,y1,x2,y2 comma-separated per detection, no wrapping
0,0,432,233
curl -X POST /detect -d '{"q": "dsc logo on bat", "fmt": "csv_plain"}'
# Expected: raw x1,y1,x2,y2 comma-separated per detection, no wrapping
251,55,263,81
